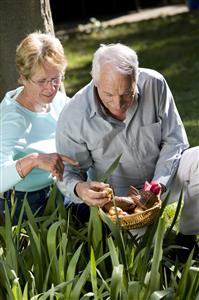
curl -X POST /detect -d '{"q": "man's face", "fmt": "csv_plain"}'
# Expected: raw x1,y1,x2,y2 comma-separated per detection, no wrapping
96,64,136,121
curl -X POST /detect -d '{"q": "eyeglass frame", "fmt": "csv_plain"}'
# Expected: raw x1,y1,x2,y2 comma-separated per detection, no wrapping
29,74,64,87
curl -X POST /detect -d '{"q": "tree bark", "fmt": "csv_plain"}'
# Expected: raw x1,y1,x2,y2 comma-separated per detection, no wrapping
134,0,141,11
0,0,54,101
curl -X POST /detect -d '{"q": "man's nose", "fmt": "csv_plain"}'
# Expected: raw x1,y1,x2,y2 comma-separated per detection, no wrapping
114,96,124,109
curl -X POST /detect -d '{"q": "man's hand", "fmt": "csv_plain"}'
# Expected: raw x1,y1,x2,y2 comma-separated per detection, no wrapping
144,181,163,197
75,181,112,207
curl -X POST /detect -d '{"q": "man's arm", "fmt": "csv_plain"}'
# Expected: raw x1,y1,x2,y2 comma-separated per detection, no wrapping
152,78,189,189
56,129,111,206
56,127,92,203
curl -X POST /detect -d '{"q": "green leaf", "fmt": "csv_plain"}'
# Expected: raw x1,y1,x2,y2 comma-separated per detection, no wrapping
65,243,83,298
147,217,165,296
0,262,15,300
24,198,38,233
110,264,124,300
4,202,18,273
98,153,122,182
127,281,143,300
44,184,63,216
22,283,29,300
90,247,98,299
176,248,195,299
88,207,103,255
70,262,90,300
107,236,120,267
58,233,68,282
149,288,175,300
99,208,129,282
27,223,44,290
33,281,70,300
47,219,66,284
186,267,199,300
137,192,170,283
165,188,183,238
88,207,108,278
12,281,23,300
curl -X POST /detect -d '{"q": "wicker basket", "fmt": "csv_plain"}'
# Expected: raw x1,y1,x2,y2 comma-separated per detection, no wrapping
102,199,161,230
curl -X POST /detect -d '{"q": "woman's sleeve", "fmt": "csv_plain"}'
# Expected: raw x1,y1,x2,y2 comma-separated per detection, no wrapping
0,110,26,193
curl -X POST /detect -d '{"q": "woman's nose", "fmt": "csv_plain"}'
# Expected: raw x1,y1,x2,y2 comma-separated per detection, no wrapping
45,80,56,91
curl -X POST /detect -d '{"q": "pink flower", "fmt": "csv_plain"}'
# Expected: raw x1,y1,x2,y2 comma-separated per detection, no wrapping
144,181,161,195
144,181,152,191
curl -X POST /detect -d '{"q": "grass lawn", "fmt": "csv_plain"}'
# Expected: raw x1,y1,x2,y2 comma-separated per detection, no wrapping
59,11,199,147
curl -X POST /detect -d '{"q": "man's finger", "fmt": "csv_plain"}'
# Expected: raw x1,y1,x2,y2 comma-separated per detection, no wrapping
90,181,110,190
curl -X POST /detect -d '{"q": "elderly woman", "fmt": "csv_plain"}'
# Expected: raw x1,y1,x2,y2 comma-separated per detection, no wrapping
0,32,78,223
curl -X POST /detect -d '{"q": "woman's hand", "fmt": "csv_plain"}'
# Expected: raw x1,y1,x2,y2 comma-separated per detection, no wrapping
75,181,111,207
35,153,78,181
16,153,78,181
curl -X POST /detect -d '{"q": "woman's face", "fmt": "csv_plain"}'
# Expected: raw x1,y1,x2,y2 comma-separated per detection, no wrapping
22,62,63,106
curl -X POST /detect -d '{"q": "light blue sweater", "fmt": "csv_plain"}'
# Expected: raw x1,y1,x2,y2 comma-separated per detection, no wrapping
0,87,68,193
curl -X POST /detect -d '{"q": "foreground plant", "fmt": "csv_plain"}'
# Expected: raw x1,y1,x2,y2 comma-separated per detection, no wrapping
0,185,198,299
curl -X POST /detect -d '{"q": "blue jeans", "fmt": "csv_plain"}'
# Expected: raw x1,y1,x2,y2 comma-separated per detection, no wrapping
0,186,50,225
64,197,90,225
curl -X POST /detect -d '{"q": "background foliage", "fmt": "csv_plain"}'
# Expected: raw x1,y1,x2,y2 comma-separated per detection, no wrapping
60,11,199,146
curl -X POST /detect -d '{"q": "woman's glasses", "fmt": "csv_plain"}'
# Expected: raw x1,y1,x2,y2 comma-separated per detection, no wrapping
30,75,64,87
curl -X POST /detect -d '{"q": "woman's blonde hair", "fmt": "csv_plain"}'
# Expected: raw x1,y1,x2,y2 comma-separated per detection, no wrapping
16,31,67,81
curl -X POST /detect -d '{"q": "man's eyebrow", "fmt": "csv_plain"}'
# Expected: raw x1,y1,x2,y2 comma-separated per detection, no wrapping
104,91,113,95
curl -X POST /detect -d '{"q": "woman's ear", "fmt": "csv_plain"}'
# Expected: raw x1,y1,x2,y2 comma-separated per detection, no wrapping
18,74,27,85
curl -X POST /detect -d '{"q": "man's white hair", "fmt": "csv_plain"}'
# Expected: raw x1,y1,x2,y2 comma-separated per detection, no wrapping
91,43,139,84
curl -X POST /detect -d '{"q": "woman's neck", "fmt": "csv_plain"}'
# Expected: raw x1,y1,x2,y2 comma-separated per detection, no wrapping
16,90,49,113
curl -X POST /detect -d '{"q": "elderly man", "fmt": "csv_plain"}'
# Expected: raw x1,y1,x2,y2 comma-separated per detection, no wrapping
56,43,199,260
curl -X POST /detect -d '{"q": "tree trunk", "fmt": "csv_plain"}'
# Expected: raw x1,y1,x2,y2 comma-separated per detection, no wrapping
134,0,141,11
0,0,54,101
